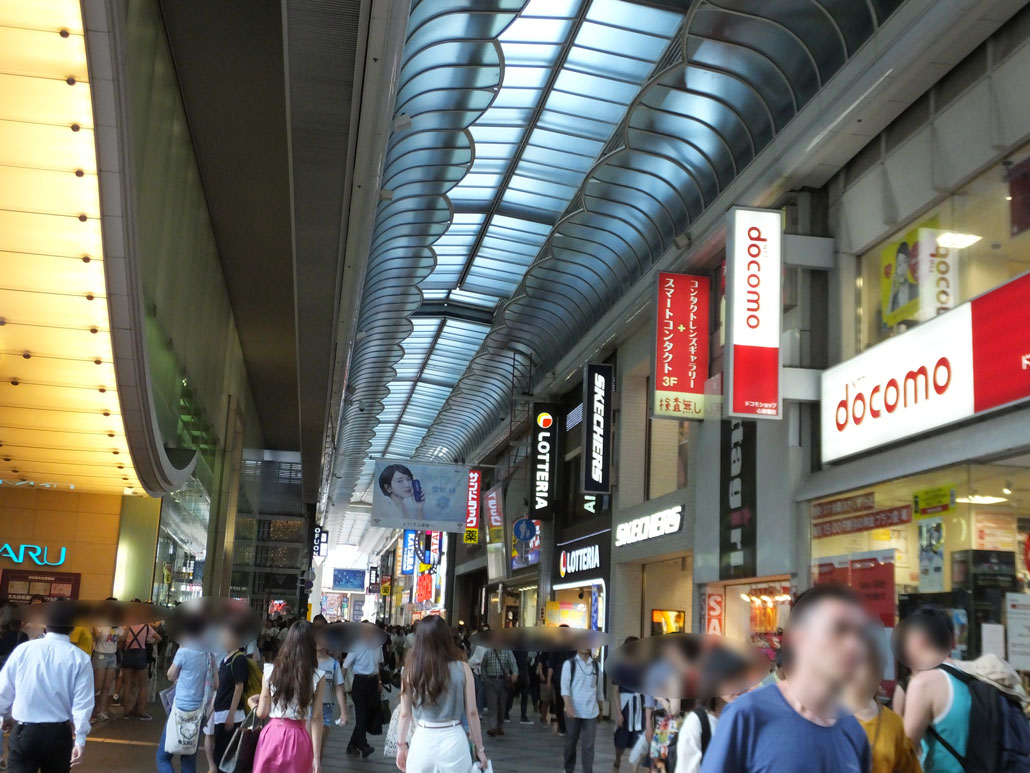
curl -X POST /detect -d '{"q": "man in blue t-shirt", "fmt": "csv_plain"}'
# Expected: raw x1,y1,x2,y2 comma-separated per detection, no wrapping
700,584,872,773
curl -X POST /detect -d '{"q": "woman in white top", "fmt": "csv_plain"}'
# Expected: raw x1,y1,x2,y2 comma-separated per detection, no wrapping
674,647,751,773
252,621,326,773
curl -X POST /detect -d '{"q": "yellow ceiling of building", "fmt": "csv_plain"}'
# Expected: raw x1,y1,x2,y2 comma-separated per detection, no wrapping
0,0,143,496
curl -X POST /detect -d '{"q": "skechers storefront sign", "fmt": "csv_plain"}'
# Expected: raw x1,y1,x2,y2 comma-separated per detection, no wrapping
615,506,683,547
531,403,562,519
582,363,614,495
554,530,611,584
0,544,66,566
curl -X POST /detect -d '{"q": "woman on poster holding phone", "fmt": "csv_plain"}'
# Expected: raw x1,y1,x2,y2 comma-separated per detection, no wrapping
376,464,425,523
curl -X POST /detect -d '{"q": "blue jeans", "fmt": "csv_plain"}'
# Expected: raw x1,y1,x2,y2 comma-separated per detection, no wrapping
156,721,197,773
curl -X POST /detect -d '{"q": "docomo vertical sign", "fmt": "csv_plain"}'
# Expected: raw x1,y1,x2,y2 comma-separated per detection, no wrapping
464,469,481,545
531,403,562,519
582,364,613,494
821,272,1030,463
653,273,709,420
725,207,783,419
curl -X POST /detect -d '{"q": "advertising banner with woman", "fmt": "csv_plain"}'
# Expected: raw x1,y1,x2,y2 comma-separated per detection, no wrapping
371,460,468,532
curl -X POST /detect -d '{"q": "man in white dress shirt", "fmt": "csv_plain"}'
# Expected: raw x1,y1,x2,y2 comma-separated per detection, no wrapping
0,600,94,772
561,647,605,773
341,625,383,758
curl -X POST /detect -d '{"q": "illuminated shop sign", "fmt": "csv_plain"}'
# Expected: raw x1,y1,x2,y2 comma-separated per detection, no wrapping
484,483,505,543
582,364,613,494
553,530,611,584
401,530,417,575
725,207,783,419
312,526,328,558
0,544,66,566
653,273,709,420
821,273,1030,462
719,419,757,580
531,403,562,519
465,469,481,545
614,506,683,547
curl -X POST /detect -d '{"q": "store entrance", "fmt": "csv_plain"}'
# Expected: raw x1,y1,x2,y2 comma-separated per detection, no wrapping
547,581,606,630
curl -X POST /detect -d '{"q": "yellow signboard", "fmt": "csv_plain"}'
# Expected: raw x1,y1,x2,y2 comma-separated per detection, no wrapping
464,528,479,544
913,485,956,519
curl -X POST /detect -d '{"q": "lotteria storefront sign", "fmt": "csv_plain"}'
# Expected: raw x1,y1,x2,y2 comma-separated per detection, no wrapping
531,403,562,519
821,273,1030,462
582,363,613,494
725,207,783,420
554,530,611,586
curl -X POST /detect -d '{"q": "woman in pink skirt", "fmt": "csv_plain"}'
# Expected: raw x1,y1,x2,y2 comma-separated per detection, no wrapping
253,621,327,773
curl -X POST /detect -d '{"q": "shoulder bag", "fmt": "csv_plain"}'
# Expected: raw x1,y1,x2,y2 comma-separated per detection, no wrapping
219,709,263,773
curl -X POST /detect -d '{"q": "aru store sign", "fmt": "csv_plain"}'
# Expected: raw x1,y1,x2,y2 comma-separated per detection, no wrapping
0,544,67,566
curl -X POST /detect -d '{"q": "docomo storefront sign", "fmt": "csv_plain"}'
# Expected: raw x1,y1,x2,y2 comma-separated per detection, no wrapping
821,273,1030,462
725,207,783,419
615,506,683,547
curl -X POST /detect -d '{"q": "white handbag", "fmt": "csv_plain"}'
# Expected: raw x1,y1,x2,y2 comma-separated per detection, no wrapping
383,705,415,757
163,704,205,755
470,759,493,773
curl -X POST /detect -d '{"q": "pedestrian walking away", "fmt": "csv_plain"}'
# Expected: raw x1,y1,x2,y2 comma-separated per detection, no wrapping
342,624,384,757
561,647,604,773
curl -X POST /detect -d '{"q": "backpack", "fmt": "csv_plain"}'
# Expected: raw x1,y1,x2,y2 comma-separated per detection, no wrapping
569,656,599,681
230,651,264,701
692,707,712,757
928,663,1030,772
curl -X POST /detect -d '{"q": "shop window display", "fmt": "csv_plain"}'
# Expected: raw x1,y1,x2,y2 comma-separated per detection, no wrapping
810,459,1030,665
858,146,1030,351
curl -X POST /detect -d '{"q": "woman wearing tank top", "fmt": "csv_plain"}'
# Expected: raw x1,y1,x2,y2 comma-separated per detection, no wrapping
396,616,488,772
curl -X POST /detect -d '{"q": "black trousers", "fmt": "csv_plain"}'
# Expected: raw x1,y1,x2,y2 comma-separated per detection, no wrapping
552,682,567,733
9,722,73,773
213,722,234,773
349,674,378,750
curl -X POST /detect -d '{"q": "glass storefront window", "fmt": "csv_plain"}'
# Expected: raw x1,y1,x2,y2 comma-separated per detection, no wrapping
858,145,1030,351
810,457,1030,661
152,475,210,606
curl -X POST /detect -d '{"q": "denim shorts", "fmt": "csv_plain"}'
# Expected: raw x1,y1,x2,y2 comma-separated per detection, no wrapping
322,704,334,727
92,651,117,670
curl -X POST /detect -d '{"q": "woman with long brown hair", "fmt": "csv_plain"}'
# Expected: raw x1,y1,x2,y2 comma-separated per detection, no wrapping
252,621,326,773
396,615,488,772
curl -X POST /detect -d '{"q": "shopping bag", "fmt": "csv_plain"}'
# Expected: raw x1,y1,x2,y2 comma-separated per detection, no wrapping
159,686,176,717
368,698,385,736
628,733,649,766
219,710,262,773
163,704,204,755
469,758,493,773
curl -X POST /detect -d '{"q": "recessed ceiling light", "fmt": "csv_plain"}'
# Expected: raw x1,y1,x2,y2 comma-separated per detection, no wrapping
957,494,1008,504
937,232,982,249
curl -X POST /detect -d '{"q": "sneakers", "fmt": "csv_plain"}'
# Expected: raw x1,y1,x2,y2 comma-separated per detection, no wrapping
503,717,511,723
138,712,153,721
96,713,110,722
520,717,533,724
111,693,120,705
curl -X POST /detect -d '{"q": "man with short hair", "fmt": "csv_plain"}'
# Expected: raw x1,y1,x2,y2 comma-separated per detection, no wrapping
900,606,970,772
342,625,384,757
700,584,872,772
481,646,517,736
0,600,94,772
560,647,604,773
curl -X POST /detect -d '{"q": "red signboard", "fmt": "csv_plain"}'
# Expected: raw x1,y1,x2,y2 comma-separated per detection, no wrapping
653,273,709,419
812,492,876,521
812,505,912,539
970,272,1030,413
850,554,896,627
465,470,481,545
415,572,434,603
705,593,724,636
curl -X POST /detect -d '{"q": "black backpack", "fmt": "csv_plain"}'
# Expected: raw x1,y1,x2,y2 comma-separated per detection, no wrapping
692,707,712,757
927,663,1030,772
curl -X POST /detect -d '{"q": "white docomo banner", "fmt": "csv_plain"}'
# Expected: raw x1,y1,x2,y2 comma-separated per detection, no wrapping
820,305,974,462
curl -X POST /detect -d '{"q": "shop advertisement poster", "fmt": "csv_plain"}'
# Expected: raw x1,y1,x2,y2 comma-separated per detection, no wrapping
719,419,757,580
849,550,895,627
811,491,876,521
974,512,1017,551
0,569,80,602
1005,593,1030,670
370,459,468,532
813,555,850,586
879,217,939,327
811,505,912,539
510,519,542,571
913,485,956,518
653,273,709,420
918,517,945,592
916,228,960,322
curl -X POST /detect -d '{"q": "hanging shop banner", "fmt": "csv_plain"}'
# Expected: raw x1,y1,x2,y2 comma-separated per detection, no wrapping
416,572,434,603
465,469,482,544
812,505,912,539
913,485,956,518
653,273,709,420
380,576,392,597
725,207,782,420
811,492,876,521
0,569,79,602
822,272,1030,462
880,218,938,327
918,517,945,592
582,363,614,493
401,530,417,575
484,483,505,543
371,459,468,532
530,403,562,520
719,419,757,580
553,530,611,586
1006,593,1030,671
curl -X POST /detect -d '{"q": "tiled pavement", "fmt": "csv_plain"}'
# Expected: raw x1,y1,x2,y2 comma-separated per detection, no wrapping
78,695,618,772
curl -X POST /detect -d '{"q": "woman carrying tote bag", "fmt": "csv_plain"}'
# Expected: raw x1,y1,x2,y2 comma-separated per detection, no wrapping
395,615,488,773
157,614,211,773
251,621,326,773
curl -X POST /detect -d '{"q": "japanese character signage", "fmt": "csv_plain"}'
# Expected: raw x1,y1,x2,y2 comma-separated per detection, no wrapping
465,469,481,544
725,207,782,419
653,273,709,420
484,483,505,544
811,506,913,538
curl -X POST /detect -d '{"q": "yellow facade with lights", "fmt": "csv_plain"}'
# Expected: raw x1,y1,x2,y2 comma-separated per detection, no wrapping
0,0,143,496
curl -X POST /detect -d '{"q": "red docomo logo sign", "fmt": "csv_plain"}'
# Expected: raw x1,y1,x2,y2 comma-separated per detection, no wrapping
835,357,952,431
744,226,766,329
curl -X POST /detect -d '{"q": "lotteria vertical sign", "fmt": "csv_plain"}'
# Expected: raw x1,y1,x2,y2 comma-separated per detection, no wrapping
725,207,783,419
465,469,481,544
582,364,613,494
653,273,710,420
530,403,562,519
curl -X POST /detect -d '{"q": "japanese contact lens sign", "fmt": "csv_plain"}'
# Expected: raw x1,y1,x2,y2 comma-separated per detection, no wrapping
653,273,709,420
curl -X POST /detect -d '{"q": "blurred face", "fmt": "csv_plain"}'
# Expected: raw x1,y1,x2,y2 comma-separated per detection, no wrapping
902,628,947,672
791,599,867,686
389,470,413,498
845,650,881,707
